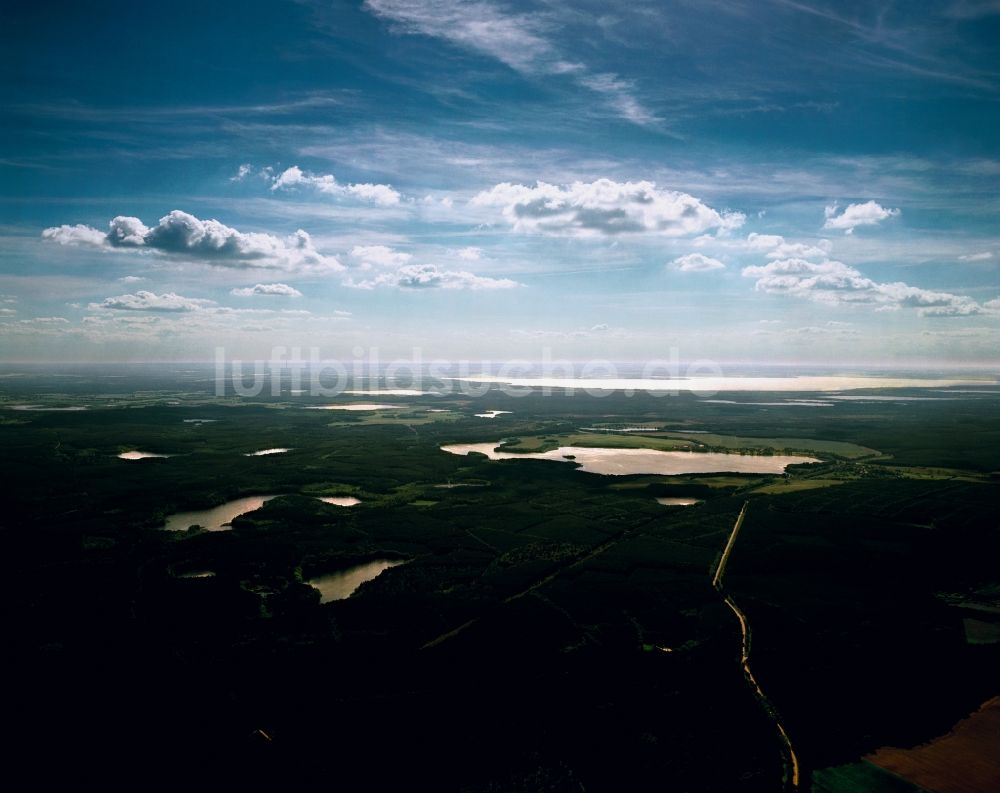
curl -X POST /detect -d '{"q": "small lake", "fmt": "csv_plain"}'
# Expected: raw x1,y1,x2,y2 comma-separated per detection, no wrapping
441,443,819,475
656,497,703,506
317,496,361,506
163,495,278,532
244,448,291,456
119,451,172,460
475,410,512,418
307,559,407,603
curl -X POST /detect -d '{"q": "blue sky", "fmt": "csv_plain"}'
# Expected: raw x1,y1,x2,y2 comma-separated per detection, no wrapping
2,0,999,364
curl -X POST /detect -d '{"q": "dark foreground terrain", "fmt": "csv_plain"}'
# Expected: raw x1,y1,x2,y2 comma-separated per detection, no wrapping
1,365,998,791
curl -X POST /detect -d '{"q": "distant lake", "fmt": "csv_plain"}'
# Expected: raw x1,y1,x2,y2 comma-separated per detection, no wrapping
447,374,991,392
317,496,361,506
10,404,89,411
244,448,291,456
344,389,428,396
441,443,819,475
163,495,278,532
307,403,403,411
119,451,171,460
656,497,702,506
307,559,407,603
475,410,512,418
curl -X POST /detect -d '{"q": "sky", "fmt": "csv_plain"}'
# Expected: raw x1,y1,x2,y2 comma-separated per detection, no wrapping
2,0,999,365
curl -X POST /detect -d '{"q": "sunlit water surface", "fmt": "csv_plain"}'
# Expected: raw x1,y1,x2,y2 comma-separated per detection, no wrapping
441,443,819,475
307,559,407,603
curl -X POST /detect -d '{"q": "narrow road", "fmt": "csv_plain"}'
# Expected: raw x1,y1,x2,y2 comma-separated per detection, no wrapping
712,500,748,589
714,501,801,791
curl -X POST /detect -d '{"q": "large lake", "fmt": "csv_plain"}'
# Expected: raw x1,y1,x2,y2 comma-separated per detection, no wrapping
307,403,403,411
163,495,278,532
447,374,990,392
307,559,407,603
441,443,819,475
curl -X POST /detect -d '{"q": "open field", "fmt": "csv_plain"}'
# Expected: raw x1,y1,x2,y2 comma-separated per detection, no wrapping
865,697,1000,793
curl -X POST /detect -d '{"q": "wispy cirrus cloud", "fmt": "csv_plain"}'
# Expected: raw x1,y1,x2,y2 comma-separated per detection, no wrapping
472,179,744,237
959,251,993,261
362,0,657,126
823,201,900,234
42,211,342,272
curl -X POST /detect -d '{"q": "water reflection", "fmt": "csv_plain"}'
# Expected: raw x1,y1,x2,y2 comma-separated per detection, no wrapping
441,443,819,475
307,559,407,603
317,496,361,507
163,495,278,532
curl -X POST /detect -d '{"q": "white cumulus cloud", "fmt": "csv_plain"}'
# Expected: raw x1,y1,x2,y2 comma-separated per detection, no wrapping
270,165,401,205
230,283,303,297
349,263,520,290
745,232,832,259
742,258,984,316
90,291,217,313
42,224,108,247
457,246,483,261
822,201,900,234
672,253,725,272
350,245,412,268
472,179,744,238
42,211,342,272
